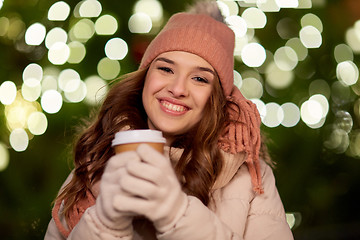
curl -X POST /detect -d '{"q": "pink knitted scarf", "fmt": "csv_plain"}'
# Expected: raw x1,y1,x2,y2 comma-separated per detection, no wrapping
52,190,96,238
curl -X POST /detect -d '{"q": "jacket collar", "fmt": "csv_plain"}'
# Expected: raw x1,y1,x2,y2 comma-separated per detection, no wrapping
165,146,246,190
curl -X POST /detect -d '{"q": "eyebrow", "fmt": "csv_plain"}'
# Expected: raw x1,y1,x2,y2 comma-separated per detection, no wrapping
155,57,174,65
197,67,215,76
154,57,216,76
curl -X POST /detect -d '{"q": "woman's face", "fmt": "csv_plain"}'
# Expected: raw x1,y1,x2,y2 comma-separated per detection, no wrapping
142,51,215,140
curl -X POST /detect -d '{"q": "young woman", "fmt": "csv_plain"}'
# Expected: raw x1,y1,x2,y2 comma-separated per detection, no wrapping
45,2,294,239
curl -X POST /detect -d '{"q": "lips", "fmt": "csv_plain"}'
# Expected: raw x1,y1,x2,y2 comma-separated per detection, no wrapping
159,99,189,115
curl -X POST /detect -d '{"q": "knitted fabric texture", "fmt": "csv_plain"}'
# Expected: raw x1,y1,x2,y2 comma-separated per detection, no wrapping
140,13,263,194
52,190,96,238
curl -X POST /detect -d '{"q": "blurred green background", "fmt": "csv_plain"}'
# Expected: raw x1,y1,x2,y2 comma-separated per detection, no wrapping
1,0,360,239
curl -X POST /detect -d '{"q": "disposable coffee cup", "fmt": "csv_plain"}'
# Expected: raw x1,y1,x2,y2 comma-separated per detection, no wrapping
111,129,166,154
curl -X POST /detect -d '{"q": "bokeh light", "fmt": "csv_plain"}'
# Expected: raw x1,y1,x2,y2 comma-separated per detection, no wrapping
218,0,238,16
300,25,322,48
134,0,163,25
45,27,68,49
64,80,87,103
265,61,294,89
286,212,302,229
104,38,128,60
84,76,108,105
334,110,353,134
97,57,121,80
25,23,46,46
262,102,284,128
41,90,63,114
310,94,329,118
58,69,81,93
128,13,152,33
241,42,266,67
334,44,354,63
48,42,70,65
324,127,349,154
276,0,299,8
95,14,118,35
281,102,301,127
240,77,263,99
286,38,308,61
9,128,29,152
257,0,280,12
300,97,326,127
5,93,41,131
336,61,359,86
0,17,9,36
274,46,298,71
79,0,102,18
27,111,48,135
345,20,360,54
41,75,58,93
70,19,95,43
67,41,86,64
23,63,43,87
48,1,71,21
241,7,267,29
298,0,312,8
0,81,17,105
301,13,323,33
21,82,41,102
5,16,25,41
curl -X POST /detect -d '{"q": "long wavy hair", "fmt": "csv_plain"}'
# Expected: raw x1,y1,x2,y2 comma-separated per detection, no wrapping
55,64,235,220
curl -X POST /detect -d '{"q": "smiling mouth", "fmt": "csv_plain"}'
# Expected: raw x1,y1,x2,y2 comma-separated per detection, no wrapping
160,100,188,113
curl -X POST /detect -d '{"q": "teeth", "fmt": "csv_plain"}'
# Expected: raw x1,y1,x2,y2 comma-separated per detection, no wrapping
162,101,186,112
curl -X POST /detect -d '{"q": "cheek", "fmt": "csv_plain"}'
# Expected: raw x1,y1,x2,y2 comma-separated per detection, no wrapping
195,88,212,110
143,73,164,95
143,76,155,100
142,78,152,110
142,74,163,109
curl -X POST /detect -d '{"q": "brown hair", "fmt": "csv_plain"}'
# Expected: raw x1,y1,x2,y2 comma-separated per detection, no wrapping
56,68,148,219
55,66,232,220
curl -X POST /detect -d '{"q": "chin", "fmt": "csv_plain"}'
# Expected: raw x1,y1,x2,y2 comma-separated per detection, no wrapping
160,128,181,136
157,126,186,136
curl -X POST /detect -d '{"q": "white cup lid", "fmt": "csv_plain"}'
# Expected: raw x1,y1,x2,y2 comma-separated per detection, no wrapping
111,129,166,146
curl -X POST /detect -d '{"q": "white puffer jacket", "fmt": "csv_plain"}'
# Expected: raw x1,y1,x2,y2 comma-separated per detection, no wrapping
44,148,294,240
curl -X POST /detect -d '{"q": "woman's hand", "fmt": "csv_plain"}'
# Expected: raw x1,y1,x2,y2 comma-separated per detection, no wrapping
113,144,188,233
95,151,140,231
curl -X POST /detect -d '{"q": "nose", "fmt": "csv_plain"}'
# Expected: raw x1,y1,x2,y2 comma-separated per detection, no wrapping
167,75,189,98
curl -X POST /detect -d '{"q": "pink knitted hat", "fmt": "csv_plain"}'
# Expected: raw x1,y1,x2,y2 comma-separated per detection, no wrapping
140,12,263,194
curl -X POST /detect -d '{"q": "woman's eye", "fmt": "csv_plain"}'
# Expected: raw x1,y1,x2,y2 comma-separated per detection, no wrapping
158,67,173,73
193,77,209,84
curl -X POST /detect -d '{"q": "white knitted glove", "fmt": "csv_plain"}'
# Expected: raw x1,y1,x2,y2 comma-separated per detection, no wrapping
95,151,140,234
113,144,188,233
